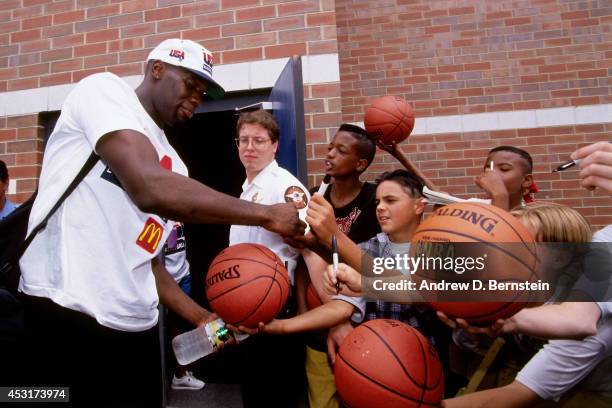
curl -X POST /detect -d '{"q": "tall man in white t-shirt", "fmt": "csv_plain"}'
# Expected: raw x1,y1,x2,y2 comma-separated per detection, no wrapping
16,39,304,407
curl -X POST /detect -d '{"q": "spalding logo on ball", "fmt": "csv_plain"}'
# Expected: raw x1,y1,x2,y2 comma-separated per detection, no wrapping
410,202,539,325
364,95,415,145
205,243,290,328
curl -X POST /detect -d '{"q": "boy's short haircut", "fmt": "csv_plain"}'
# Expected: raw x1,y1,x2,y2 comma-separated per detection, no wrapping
0,160,8,183
489,145,533,174
236,109,280,143
338,124,376,170
376,169,424,198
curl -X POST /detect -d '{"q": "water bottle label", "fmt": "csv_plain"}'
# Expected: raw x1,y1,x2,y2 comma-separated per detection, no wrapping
204,319,233,350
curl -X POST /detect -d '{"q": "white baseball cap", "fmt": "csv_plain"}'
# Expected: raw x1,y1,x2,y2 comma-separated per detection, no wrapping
147,38,225,99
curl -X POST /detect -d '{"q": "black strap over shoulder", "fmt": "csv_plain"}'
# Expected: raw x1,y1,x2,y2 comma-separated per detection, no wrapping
18,152,99,259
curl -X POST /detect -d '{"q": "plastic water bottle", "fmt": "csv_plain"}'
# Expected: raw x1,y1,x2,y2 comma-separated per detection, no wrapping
172,318,249,366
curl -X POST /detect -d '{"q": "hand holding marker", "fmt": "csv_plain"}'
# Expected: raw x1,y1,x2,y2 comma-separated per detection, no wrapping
553,142,612,172
316,174,340,293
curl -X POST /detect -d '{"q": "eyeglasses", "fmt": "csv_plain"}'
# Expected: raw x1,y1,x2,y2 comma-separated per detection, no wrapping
235,137,272,148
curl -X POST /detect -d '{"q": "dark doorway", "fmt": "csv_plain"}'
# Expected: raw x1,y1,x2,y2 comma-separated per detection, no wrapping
165,110,245,307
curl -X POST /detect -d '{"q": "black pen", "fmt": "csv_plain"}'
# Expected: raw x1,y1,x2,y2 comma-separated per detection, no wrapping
552,159,581,172
332,234,340,294
553,141,612,172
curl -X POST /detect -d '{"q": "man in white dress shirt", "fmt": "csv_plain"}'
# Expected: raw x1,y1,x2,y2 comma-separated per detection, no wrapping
229,110,309,407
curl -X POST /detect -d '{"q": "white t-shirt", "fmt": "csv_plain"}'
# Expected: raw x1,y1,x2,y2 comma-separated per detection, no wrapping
516,315,612,401
229,160,309,284
164,221,190,283
19,73,187,332
516,227,612,401
594,225,612,242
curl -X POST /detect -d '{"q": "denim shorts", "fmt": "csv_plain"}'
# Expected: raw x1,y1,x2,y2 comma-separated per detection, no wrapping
178,274,192,296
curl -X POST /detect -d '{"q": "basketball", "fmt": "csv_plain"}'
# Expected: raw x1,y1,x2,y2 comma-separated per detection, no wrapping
364,95,415,145
410,202,539,325
306,282,322,310
335,319,444,408
205,243,290,328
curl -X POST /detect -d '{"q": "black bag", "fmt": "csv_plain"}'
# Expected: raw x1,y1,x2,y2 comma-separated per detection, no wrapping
0,152,98,339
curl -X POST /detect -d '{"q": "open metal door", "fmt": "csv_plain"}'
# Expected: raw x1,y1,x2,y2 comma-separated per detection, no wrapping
269,56,307,185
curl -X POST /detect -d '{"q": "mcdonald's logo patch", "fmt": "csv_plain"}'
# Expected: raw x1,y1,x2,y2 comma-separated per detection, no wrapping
136,217,164,254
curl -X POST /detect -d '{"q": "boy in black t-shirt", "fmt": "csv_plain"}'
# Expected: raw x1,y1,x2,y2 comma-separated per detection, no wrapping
301,124,380,408
310,124,380,242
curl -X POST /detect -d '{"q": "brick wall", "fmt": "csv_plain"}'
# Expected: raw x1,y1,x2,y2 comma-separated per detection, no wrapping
330,0,612,227
1,0,610,227
0,113,44,203
355,123,612,226
0,0,342,201
1,0,338,90
305,81,342,186
335,0,611,120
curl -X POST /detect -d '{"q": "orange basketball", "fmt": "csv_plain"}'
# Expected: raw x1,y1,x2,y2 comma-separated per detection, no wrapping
364,96,415,145
306,282,323,310
335,319,444,408
410,202,539,325
205,243,290,328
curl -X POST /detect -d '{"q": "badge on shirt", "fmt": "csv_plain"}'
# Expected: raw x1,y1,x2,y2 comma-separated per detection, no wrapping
251,191,262,203
284,186,308,209
136,217,164,254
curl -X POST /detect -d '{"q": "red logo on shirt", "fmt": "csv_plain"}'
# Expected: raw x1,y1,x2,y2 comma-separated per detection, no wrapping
336,208,361,234
160,155,172,171
136,218,164,254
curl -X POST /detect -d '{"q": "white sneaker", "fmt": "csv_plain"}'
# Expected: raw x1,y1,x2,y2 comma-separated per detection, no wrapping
171,371,206,390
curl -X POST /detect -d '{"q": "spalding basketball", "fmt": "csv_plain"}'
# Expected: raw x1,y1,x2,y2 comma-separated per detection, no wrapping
306,282,323,310
364,96,415,145
205,243,290,328
410,202,539,325
335,319,443,408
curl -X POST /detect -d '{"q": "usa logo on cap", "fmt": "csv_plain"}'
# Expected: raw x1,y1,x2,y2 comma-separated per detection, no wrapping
147,38,225,99
203,52,213,75
169,49,185,61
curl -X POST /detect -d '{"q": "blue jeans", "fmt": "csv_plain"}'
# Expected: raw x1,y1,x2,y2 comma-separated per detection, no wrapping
178,274,192,296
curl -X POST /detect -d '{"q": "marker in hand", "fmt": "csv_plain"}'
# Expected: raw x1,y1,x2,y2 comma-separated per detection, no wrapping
317,174,331,196
332,234,340,295
552,159,581,172
553,141,612,172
